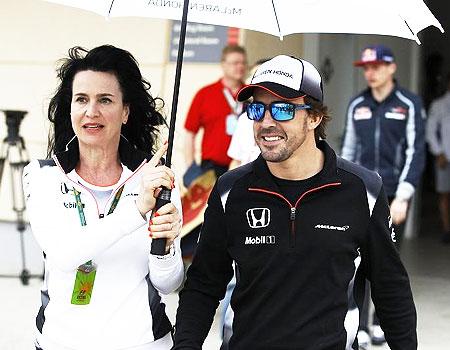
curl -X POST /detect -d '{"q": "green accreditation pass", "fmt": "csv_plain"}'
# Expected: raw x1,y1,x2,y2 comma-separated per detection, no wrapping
70,186,123,305
71,262,97,305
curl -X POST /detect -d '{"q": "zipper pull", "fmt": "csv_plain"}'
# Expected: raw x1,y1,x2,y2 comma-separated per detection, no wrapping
290,207,296,220
99,213,104,219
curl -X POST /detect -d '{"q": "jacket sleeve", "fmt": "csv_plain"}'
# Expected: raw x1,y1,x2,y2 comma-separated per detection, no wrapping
341,101,358,161
425,100,443,156
149,183,185,294
24,160,147,272
173,183,234,349
361,186,417,350
395,96,426,200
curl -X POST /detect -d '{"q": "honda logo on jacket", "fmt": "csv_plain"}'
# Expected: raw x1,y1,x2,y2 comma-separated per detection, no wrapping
246,208,271,228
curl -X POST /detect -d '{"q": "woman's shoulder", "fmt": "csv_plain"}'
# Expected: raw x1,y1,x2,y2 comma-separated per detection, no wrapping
23,159,61,185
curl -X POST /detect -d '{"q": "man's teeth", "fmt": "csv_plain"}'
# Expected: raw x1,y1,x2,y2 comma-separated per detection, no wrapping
85,125,101,129
263,136,282,141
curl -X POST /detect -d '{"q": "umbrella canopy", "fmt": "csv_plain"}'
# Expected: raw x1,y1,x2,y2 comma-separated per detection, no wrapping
47,0,443,42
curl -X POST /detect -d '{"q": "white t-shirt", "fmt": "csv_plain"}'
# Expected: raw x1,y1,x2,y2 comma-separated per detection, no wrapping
227,113,260,165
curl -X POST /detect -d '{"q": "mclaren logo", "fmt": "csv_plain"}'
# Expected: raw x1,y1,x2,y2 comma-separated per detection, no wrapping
315,224,349,231
246,208,270,228
245,235,276,245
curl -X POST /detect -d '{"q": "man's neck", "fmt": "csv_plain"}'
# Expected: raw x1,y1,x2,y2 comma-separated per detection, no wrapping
76,144,122,186
371,79,395,103
266,138,325,181
222,77,242,95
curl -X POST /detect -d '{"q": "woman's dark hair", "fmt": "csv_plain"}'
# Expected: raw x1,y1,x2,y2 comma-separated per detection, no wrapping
47,45,165,157
304,96,331,143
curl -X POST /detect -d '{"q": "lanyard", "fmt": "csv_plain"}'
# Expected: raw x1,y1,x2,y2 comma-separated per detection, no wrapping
223,88,243,115
73,185,124,225
73,185,124,266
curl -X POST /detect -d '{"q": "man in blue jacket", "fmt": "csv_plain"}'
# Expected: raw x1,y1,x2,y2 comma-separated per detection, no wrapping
174,55,417,350
341,44,426,347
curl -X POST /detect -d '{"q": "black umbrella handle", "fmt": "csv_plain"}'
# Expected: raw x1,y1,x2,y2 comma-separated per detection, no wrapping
150,188,172,255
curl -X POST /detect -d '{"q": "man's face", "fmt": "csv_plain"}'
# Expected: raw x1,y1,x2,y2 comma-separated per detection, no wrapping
221,52,247,82
362,62,396,89
252,89,312,163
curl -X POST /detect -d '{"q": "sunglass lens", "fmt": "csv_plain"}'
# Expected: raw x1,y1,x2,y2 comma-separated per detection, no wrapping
271,103,295,121
247,103,265,121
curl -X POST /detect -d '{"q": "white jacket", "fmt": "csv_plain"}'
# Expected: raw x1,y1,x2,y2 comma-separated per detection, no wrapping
23,140,184,350
426,91,450,161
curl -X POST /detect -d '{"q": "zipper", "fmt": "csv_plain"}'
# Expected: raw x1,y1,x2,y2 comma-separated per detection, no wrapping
249,182,341,248
53,156,147,218
374,111,381,173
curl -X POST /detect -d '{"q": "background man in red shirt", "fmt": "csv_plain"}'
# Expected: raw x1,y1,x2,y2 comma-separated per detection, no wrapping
183,45,247,186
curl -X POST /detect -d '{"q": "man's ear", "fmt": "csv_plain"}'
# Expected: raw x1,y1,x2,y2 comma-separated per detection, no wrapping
389,62,397,75
308,113,323,131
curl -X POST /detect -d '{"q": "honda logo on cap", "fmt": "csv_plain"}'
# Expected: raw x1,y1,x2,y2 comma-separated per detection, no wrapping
246,208,271,228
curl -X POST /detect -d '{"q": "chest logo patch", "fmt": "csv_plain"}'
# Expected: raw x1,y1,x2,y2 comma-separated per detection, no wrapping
385,106,407,120
315,224,349,231
246,208,270,229
353,106,372,120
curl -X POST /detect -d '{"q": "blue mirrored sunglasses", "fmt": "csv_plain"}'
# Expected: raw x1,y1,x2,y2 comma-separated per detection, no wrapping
246,101,311,122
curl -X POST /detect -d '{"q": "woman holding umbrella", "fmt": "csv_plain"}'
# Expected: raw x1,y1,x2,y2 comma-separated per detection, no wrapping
23,45,184,350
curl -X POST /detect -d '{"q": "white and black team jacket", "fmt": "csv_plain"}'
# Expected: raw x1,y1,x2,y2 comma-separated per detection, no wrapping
23,140,184,350
174,141,417,350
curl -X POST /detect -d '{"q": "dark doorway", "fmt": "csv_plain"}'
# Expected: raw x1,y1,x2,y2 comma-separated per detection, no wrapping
418,0,449,238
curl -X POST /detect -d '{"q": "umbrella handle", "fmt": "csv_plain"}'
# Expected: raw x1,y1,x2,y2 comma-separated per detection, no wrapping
150,188,172,255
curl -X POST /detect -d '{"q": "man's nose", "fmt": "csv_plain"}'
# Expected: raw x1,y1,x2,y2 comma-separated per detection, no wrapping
260,109,276,127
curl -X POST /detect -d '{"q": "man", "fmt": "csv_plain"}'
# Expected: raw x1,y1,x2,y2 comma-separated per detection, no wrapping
341,44,425,346
173,55,417,350
426,73,450,244
183,45,247,186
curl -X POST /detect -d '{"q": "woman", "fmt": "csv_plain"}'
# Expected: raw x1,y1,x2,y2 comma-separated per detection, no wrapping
23,45,184,350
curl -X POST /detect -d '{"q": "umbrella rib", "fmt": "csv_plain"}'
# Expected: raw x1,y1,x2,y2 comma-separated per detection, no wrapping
403,20,414,36
271,0,282,38
108,0,115,16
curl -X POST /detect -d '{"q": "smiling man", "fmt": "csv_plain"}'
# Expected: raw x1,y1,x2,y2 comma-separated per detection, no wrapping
341,45,426,347
173,55,417,350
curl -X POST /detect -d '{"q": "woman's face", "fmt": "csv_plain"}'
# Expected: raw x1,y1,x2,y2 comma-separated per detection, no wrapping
70,70,129,151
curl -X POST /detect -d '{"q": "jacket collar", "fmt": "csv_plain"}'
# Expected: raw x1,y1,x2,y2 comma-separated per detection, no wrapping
53,136,152,174
364,80,399,106
251,140,340,191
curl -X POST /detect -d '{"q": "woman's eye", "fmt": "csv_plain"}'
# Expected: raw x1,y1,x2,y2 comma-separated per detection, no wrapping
100,97,112,104
75,96,87,103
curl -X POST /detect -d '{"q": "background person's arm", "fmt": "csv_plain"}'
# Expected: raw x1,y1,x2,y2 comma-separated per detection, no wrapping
184,130,196,167
340,100,360,161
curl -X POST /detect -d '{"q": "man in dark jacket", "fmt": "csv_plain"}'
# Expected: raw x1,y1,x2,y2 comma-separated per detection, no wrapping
173,55,417,350
341,45,425,346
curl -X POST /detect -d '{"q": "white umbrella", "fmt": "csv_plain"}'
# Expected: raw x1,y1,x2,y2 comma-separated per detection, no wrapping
46,0,443,42
43,0,444,254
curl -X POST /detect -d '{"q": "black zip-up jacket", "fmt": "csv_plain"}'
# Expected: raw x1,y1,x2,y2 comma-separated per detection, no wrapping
173,141,417,350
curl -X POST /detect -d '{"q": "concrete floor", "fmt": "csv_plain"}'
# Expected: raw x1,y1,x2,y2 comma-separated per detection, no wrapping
0,221,449,350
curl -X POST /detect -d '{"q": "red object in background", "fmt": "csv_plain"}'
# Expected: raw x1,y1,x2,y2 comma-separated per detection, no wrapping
228,27,240,45
180,170,216,237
